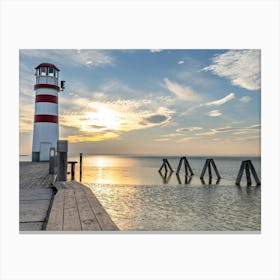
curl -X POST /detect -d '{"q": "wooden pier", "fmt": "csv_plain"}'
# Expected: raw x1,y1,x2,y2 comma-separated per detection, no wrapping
47,181,118,231
20,162,118,231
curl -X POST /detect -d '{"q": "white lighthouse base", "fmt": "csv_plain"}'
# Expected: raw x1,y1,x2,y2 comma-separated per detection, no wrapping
32,123,58,162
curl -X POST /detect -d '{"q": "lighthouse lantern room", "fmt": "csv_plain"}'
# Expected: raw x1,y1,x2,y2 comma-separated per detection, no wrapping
32,63,60,162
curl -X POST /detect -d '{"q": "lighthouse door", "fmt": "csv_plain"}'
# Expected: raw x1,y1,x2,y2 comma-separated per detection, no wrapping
39,142,51,161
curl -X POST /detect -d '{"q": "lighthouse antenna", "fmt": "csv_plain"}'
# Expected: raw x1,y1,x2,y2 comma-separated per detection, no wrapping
60,80,65,91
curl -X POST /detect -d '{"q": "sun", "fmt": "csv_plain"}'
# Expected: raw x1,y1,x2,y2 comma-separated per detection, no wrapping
83,103,121,131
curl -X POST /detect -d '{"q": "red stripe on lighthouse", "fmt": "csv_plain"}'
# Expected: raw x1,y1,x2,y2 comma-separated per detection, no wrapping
36,94,58,103
34,114,58,123
34,84,60,91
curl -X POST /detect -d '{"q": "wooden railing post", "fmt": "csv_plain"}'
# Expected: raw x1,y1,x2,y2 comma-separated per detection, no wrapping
49,147,55,174
57,140,68,181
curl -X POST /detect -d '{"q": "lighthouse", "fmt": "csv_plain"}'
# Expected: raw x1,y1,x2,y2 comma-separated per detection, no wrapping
32,63,61,162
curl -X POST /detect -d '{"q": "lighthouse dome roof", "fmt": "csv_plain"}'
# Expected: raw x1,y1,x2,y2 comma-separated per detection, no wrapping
35,63,59,71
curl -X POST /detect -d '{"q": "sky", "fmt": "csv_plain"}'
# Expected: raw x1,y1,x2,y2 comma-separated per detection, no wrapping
19,49,261,156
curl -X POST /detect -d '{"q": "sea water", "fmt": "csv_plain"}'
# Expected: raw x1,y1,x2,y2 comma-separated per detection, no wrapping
19,155,261,231
67,155,261,231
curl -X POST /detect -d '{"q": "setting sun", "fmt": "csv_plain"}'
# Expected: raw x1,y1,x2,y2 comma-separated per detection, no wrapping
85,103,121,131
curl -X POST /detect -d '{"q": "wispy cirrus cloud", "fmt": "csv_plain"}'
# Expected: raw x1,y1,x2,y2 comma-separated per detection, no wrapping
195,124,261,137
183,92,235,115
20,49,115,68
204,93,235,106
163,78,201,101
203,50,261,91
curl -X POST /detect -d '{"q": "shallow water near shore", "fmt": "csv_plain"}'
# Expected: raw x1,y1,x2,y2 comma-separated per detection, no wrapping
20,155,261,231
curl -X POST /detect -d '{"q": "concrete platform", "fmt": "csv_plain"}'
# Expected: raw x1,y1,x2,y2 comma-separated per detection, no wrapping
19,162,54,231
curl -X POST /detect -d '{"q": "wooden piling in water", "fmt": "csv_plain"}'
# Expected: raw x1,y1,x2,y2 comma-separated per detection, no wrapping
176,157,194,176
200,159,221,180
79,153,83,181
235,160,261,186
159,158,173,174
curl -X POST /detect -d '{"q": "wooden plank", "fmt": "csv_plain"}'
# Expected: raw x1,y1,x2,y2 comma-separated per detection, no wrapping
46,189,65,231
74,183,118,230
84,190,119,230
63,189,82,231
74,189,101,230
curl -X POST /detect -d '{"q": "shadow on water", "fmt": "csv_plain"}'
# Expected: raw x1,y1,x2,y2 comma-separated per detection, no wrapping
200,177,221,185
176,174,192,184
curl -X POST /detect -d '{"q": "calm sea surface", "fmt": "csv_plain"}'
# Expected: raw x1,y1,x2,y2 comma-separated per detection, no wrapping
20,155,261,231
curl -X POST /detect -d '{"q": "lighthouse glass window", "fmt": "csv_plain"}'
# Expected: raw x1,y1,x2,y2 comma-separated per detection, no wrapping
40,67,46,76
48,68,54,77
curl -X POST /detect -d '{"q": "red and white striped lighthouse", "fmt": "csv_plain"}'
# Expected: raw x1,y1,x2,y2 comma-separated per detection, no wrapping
32,63,60,162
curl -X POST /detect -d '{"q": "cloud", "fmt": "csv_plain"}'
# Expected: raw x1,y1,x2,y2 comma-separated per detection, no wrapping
177,60,184,65
195,124,261,137
204,93,235,106
163,78,201,101
59,96,175,143
176,137,193,143
65,132,120,143
239,96,252,103
160,133,182,138
203,50,261,90
154,138,170,142
184,92,235,115
208,110,222,117
20,49,115,68
141,114,168,124
176,127,202,132
248,124,261,129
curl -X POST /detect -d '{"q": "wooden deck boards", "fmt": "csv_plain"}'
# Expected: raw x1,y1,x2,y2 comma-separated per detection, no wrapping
20,162,118,231
46,181,119,231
